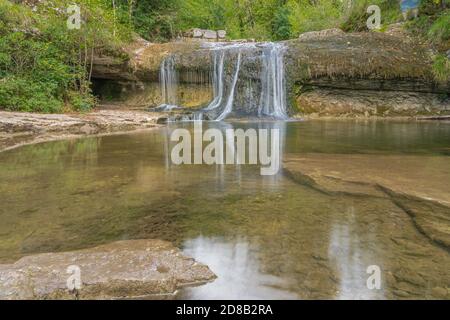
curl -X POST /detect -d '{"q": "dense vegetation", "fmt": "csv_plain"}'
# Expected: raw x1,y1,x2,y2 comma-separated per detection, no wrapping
0,0,448,113
0,0,130,112
120,0,447,42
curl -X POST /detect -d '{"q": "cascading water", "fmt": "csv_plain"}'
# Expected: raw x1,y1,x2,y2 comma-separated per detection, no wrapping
159,55,179,110
200,42,288,121
259,43,288,119
157,42,289,120
204,51,225,111
215,51,242,121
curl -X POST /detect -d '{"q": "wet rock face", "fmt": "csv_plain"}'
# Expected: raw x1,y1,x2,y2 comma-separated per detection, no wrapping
0,240,216,299
297,89,450,117
91,32,450,117
286,32,449,117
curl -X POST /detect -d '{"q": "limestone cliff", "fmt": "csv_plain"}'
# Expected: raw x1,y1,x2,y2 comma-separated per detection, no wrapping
91,32,449,117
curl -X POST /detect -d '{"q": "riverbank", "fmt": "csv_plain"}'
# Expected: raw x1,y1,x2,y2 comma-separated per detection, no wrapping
2,109,450,153
0,108,163,152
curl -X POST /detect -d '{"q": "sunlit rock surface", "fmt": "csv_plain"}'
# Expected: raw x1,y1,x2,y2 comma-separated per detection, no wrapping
0,110,162,152
0,240,216,300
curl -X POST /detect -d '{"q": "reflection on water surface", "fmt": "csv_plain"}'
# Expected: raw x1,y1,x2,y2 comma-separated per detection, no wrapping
0,120,449,299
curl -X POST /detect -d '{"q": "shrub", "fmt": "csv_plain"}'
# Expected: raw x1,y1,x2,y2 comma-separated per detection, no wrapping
272,7,292,40
0,0,131,113
428,10,450,45
0,76,63,113
432,54,450,83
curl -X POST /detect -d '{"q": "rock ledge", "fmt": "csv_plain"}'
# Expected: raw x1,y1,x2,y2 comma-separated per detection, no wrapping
0,240,216,300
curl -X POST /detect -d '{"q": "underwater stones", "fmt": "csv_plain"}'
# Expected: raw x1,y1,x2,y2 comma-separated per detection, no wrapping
393,268,427,287
0,240,216,300
431,287,448,299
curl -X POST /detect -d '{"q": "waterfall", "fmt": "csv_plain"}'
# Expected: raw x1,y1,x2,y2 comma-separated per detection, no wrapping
216,52,242,121
205,51,225,111
259,43,288,119
202,42,288,121
160,55,178,109
157,42,288,120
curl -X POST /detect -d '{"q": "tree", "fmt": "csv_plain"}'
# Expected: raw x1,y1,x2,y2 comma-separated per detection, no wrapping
272,6,291,40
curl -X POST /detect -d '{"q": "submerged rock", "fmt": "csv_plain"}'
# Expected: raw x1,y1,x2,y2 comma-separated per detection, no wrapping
0,240,216,300
283,154,450,251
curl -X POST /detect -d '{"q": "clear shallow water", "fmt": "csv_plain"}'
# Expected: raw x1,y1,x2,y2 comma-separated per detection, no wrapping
0,120,449,299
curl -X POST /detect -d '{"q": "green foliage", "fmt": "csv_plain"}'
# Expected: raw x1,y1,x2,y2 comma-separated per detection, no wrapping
341,0,400,32
0,76,62,112
1,0,447,114
272,7,292,40
0,0,131,113
406,6,449,51
288,0,344,35
428,10,450,44
432,54,450,82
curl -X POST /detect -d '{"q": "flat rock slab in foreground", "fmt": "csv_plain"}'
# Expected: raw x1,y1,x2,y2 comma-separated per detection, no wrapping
0,240,216,300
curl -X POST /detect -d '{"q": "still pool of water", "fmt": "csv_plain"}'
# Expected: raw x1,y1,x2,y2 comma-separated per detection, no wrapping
0,120,449,299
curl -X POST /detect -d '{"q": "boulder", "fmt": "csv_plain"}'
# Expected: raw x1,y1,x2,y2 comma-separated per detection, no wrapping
0,239,216,299
191,28,203,38
203,30,218,40
217,30,227,39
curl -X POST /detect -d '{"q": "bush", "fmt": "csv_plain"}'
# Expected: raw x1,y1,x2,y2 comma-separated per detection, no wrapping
0,77,63,113
272,7,292,40
428,10,450,45
0,0,131,113
406,7,449,51
432,54,450,83
287,0,343,35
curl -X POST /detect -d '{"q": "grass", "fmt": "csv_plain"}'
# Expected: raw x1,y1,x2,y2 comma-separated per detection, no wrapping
432,54,450,83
